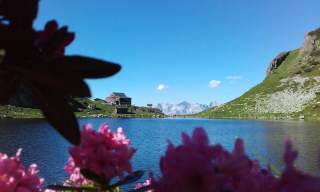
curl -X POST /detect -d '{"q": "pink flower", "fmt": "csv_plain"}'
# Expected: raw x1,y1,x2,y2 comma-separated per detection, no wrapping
135,178,153,192
68,123,136,183
0,149,44,192
150,128,320,192
64,157,91,187
151,128,278,192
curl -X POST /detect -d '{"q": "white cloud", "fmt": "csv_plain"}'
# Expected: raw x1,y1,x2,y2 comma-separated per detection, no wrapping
157,84,168,91
226,75,242,80
208,80,221,88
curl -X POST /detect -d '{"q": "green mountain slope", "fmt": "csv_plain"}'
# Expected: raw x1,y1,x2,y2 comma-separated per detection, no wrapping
198,28,320,120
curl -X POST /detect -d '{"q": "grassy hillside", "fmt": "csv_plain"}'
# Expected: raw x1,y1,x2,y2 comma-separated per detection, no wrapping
198,28,320,121
0,98,165,119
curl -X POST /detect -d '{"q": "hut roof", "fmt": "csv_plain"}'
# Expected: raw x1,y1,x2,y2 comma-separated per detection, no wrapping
110,92,130,98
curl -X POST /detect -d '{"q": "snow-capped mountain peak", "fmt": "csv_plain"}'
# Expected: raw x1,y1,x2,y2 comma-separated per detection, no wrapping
157,101,218,115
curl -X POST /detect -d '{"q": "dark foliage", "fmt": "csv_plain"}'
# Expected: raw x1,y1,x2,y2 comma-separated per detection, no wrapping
0,0,121,145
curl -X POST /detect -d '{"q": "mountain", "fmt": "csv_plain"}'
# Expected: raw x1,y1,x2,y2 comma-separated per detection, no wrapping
198,28,320,120
157,101,218,115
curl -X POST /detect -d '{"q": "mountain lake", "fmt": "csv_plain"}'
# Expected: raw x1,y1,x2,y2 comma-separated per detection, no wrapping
0,118,319,187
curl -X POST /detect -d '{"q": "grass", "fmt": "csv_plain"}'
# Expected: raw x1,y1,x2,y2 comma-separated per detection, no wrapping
0,98,165,119
0,105,42,119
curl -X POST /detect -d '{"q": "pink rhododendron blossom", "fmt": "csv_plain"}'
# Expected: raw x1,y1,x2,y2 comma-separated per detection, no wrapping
68,123,136,183
150,128,320,192
135,178,153,192
64,157,91,187
0,149,44,192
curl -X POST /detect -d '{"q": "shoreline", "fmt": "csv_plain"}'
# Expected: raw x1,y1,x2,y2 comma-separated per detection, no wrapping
172,114,320,122
1,114,319,123
1,104,319,122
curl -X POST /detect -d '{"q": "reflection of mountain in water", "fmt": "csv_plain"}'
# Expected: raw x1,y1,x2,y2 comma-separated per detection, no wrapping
247,121,320,174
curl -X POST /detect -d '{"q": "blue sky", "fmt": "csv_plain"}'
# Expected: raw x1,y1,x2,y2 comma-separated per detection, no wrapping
35,0,320,106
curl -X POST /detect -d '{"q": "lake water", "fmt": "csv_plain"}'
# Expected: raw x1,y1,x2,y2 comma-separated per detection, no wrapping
0,118,319,188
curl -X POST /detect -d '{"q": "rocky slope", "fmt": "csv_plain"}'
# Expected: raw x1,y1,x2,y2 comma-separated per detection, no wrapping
198,28,320,120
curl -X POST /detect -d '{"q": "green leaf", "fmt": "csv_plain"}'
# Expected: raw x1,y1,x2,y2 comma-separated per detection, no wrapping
127,185,152,192
109,186,120,192
80,168,106,186
47,185,96,192
108,170,144,189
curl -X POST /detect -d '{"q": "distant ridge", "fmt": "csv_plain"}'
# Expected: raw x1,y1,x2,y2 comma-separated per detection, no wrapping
157,101,218,115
